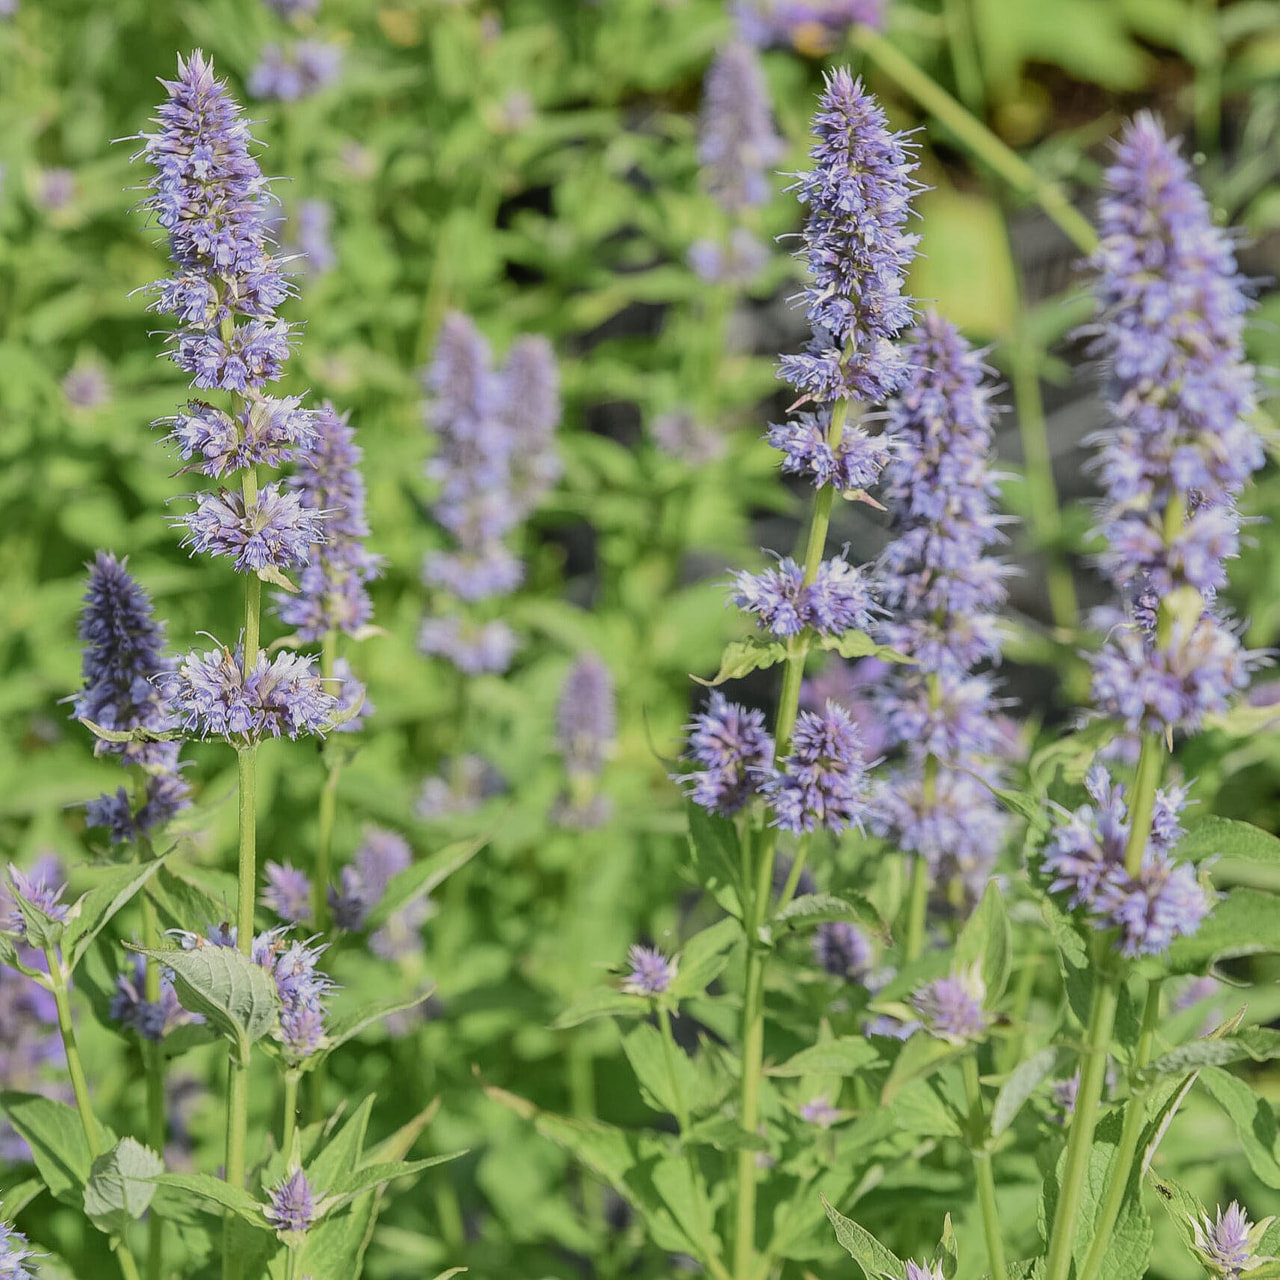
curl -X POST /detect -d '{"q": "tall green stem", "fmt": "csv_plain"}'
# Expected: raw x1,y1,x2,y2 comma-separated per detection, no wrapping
904,854,930,963
282,1071,299,1157
963,1055,1008,1280
313,630,339,928
1043,968,1120,1280
46,949,144,1280
733,400,849,1280
1008,333,1077,634
1079,981,1162,1276
850,27,1098,254
134,821,166,1280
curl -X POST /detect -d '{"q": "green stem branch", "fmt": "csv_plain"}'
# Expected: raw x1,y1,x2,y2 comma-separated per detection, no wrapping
851,26,1098,254
282,1071,299,1158
963,1055,1008,1280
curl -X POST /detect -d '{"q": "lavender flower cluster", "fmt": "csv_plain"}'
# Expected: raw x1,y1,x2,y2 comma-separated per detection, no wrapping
869,317,1012,897
1043,765,1210,956
1088,114,1262,735
688,41,783,286
553,654,616,829
734,0,886,53
418,312,560,675
73,553,190,843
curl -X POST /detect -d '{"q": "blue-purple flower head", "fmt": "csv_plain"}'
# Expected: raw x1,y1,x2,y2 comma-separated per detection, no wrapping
778,69,919,406
912,966,989,1044
276,403,381,641
165,396,316,480
689,227,771,287
179,483,324,574
623,945,677,997
799,1096,841,1128
1088,114,1262,735
679,692,775,816
767,413,892,493
262,861,312,925
697,41,784,213
1043,764,1211,956
418,615,518,676
764,701,870,834
136,52,293,393
735,0,886,53
256,931,333,1061
161,645,336,741
1191,1202,1276,1278
110,954,193,1042
248,40,343,102
0,1221,38,1279
556,654,616,779
500,334,562,517
734,554,875,640
265,1167,316,1236
0,941,62,1162
328,826,410,932
813,921,872,981
291,198,335,275
904,1263,945,1280
4,862,70,939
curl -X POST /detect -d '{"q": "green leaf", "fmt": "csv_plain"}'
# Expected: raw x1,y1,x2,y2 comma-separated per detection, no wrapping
668,916,739,999
685,803,743,916
682,1116,769,1151
1149,1174,1207,1253
1043,898,1093,1026
933,1213,959,1280
1144,1029,1280,1079
770,892,890,944
329,1154,465,1209
361,838,486,934
692,635,787,687
621,1023,724,1119
1167,888,1280,972
1199,1066,1280,1188
0,1093,94,1205
817,631,915,665
83,1138,163,1236
79,719,182,745
881,1035,966,1105
306,1096,376,1194
991,1047,1059,1137
317,990,437,1060
822,1195,906,1279
955,882,1011,1004
1175,815,1280,867
0,1178,43,1220
149,1173,270,1228
132,943,279,1062
552,987,648,1030
990,785,1051,834
767,1038,881,1078
65,858,169,971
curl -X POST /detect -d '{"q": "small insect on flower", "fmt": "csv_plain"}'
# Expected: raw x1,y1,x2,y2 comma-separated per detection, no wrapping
622,945,678,998
1190,1201,1276,1278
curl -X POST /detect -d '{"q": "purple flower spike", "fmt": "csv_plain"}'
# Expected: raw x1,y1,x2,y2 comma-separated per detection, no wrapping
1192,1201,1276,1277
0,1221,38,1278
328,826,411,932
249,40,343,102
5,864,70,939
764,702,869,834
161,646,336,741
266,1167,317,1235
777,69,919,406
623,945,677,997
733,555,874,640
180,483,324,574
735,1,886,52
813,921,872,981
556,655,616,779
912,967,989,1044
679,692,775,816
110,955,193,1042
904,1263,945,1280
262,862,313,925
697,42,784,213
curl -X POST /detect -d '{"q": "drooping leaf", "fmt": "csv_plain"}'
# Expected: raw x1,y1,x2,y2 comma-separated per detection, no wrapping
1175,815,1280,867
147,1173,270,1228
692,635,787,687
769,892,890,944
361,837,486,933
328,1154,466,1209
991,1047,1059,1137
132,943,279,1062
66,857,169,971
955,882,1012,1003
1199,1066,1280,1188
316,989,437,1062
816,630,915,665
1167,888,1280,973
881,1034,966,1105
552,987,648,1029
1144,1028,1280,1079
0,1092,96,1205
668,916,739,999
83,1138,163,1236
685,802,743,916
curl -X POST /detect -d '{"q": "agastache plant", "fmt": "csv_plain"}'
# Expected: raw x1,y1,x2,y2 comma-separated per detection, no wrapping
1041,113,1258,1280
682,70,920,1280
132,50,340,1273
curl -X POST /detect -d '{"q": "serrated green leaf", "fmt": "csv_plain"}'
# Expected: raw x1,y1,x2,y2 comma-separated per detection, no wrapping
1175,815,1280,866
685,802,743,916
668,915,740,999
1199,1066,1280,1188
361,837,486,933
132,943,279,1062
1144,1028,1280,1078
552,986,648,1029
991,1047,1059,1136
83,1138,163,1235
817,631,915,665
0,1178,42,1220
822,1195,906,1279
149,1172,270,1228
0,1093,95,1205
1149,1173,1207,1252
329,1153,465,1208
934,1213,959,1280
306,1096,377,1194
692,635,787,687
881,1034,966,1105
1167,888,1280,972
66,857,169,971
955,882,1011,1004
768,1038,881,1078
317,989,436,1060
770,892,890,944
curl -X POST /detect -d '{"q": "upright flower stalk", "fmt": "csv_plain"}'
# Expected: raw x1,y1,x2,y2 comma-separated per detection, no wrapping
680,70,919,1280
134,52,337,1276
1043,114,1260,1280
869,317,1011,958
